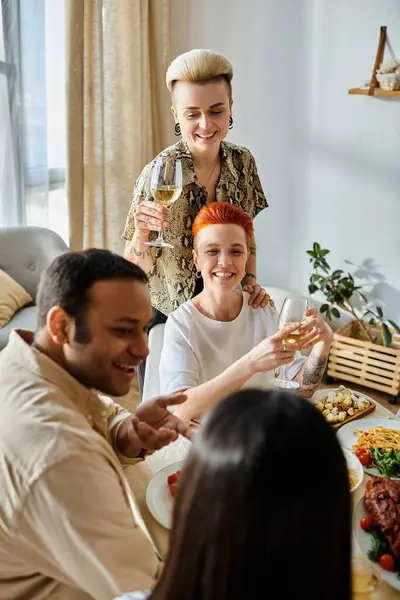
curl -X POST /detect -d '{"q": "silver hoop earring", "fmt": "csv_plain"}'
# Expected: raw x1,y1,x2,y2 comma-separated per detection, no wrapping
195,270,202,279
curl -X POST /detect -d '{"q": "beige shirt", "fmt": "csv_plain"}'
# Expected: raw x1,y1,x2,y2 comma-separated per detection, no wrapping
122,140,268,315
0,330,159,600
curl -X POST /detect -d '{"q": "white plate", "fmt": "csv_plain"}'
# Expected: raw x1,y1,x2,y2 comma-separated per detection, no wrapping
343,448,364,493
337,418,400,478
353,496,400,591
145,460,185,529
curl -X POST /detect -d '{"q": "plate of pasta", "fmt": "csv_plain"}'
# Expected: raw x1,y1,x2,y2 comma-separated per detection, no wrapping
337,418,400,478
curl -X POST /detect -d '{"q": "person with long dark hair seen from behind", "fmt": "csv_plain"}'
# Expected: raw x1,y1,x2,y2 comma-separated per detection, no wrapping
118,388,352,600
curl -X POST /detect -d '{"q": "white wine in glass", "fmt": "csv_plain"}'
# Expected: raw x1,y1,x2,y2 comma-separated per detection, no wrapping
146,154,183,249
274,297,309,390
152,187,182,206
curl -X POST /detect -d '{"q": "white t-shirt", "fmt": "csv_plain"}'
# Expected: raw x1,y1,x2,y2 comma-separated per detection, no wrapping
159,292,305,396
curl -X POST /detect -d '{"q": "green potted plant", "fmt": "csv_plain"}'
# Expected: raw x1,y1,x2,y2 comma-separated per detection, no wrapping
307,243,400,403
307,243,399,346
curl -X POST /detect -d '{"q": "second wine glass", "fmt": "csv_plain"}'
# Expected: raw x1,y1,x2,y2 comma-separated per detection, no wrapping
274,297,309,390
146,154,183,249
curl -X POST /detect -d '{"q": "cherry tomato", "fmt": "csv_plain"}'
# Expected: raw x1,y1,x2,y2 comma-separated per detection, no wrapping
355,448,367,460
379,554,395,571
168,470,182,496
360,515,374,531
359,452,373,467
167,473,178,485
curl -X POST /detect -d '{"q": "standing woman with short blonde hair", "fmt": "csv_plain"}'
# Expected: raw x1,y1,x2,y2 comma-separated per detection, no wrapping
122,49,270,391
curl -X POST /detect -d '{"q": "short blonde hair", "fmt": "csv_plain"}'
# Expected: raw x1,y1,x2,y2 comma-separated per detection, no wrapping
166,49,233,94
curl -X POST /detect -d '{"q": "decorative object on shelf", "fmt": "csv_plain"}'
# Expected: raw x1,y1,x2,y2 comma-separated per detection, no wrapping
376,59,400,91
377,59,400,74
307,242,400,403
359,79,371,89
348,26,400,97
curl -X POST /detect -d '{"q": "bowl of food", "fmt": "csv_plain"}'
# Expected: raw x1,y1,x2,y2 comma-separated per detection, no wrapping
343,447,363,493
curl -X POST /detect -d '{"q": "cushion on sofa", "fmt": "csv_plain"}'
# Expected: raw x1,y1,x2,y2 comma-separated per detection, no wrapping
0,269,33,328
0,305,38,351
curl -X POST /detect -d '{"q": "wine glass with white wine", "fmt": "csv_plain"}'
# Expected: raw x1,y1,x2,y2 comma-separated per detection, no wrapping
146,154,183,249
274,297,309,390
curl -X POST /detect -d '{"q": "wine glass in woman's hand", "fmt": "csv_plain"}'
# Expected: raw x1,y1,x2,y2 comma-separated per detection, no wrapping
274,297,309,390
145,154,182,249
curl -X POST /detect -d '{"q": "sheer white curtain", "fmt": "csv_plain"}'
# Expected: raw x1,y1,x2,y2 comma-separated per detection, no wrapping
21,0,68,242
66,0,172,252
0,1,21,227
0,0,68,241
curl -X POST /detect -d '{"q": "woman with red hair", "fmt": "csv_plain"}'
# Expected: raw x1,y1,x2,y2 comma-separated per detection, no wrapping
122,49,271,394
159,202,333,423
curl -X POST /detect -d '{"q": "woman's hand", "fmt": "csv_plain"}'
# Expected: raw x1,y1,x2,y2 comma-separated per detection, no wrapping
134,200,171,234
297,308,334,349
247,322,302,374
242,284,274,309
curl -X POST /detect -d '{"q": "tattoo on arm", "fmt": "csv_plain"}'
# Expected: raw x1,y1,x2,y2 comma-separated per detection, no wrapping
296,351,328,397
125,243,151,260
131,246,151,258
302,353,328,385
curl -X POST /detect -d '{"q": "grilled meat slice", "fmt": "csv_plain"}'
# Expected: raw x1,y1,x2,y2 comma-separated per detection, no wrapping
365,476,400,556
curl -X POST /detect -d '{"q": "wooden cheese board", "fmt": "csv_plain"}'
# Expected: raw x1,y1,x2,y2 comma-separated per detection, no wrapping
312,387,376,430
332,400,376,430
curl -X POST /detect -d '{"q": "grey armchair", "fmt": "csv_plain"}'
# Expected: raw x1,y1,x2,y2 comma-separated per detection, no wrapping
0,226,68,350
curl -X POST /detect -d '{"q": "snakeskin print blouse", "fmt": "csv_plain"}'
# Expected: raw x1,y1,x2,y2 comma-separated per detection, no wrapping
122,139,268,316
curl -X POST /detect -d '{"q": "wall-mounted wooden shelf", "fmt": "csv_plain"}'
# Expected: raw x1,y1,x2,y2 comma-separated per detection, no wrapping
349,26,400,98
348,88,400,96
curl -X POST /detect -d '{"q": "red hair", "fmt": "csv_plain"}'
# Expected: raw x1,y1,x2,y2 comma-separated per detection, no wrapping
192,202,254,238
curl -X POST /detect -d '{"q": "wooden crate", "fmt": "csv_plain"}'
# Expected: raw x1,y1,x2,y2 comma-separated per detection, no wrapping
327,321,400,399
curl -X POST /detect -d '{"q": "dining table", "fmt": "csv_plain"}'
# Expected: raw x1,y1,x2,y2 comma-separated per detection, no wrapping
125,392,400,599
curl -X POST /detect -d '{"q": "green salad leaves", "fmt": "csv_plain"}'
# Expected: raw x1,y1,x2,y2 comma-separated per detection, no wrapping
369,448,400,477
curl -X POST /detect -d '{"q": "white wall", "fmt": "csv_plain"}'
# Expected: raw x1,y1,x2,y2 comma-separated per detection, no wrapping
303,0,400,324
171,0,400,324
